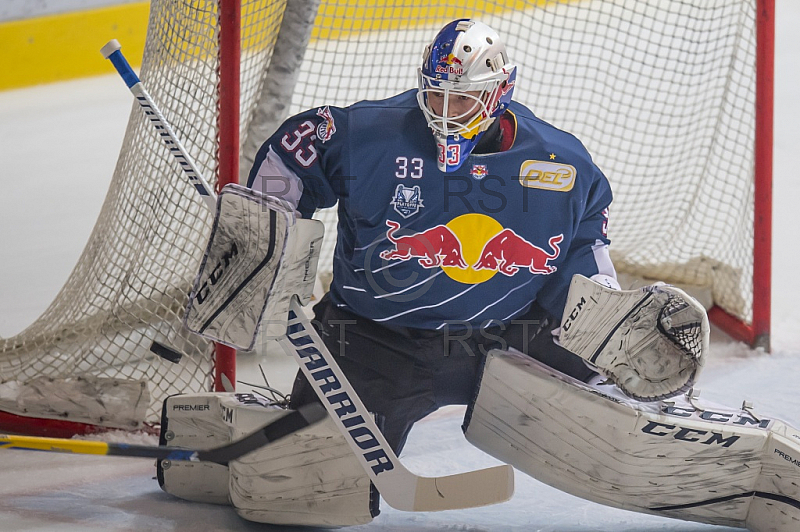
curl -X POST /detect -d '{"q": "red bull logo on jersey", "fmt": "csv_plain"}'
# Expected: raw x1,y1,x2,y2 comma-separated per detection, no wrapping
473,229,562,276
315,106,336,143
471,164,488,180
380,214,562,284
381,220,468,269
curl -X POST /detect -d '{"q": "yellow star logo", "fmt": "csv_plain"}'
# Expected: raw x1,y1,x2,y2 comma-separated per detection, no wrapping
549,153,556,160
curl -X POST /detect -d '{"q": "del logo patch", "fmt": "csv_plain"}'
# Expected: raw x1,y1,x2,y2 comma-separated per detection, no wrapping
519,160,576,191
391,184,424,218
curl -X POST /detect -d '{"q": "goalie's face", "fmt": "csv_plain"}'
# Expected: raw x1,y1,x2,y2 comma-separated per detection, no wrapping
423,89,487,128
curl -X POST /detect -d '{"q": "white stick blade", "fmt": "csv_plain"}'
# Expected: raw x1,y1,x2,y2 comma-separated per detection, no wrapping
411,464,514,511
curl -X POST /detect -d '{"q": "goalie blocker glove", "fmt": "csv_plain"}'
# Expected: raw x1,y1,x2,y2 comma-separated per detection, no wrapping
557,274,709,401
184,183,324,349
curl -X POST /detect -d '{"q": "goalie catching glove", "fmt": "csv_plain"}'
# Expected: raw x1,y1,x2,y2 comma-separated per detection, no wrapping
184,184,324,350
558,274,709,401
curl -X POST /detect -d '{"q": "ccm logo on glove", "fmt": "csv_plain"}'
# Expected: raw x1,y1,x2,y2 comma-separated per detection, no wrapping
196,242,239,305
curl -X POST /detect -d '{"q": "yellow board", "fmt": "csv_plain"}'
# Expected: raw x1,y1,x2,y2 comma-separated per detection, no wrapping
0,3,149,91
0,0,556,91
313,0,548,40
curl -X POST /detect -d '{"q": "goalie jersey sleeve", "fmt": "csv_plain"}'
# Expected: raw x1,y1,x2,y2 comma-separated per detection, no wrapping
246,90,615,330
534,180,615,319
246,105,349,217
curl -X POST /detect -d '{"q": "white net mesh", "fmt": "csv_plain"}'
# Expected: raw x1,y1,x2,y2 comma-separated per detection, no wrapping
0,0,287,428
0,0,760,430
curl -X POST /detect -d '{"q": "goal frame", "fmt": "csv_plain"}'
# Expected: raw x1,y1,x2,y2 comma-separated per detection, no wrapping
219,0,775,352
706,0,773,351
0,0,774,440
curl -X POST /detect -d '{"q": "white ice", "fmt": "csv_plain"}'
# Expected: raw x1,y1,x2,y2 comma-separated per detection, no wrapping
1,1,800,530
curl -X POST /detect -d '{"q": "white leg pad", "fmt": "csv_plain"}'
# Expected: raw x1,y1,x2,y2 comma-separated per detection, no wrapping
230,414,375,527
158,392,375,527
158,393,234,504
463,349,800,531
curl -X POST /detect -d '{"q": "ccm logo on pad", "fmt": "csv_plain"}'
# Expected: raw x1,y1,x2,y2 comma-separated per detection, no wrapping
519,160,576,192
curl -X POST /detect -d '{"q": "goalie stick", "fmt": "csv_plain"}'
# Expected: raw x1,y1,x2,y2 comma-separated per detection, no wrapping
102,41,515,512
0,404,324,466
281,296,514,511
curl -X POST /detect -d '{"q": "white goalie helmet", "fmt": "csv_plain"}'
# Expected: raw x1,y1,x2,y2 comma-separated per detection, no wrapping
417,19,517,172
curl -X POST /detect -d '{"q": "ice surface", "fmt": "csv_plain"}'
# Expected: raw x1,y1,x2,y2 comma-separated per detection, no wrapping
0,1,799,529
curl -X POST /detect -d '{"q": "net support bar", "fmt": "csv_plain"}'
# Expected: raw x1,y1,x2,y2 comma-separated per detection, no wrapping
707,0,773,351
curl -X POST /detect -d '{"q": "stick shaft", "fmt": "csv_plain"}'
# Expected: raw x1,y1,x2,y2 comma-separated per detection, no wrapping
101,40,217,212
282,297,415,509
0,404,325,465
282,297,514,511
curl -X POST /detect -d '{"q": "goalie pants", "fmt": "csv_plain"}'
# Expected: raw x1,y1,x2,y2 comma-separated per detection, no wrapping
289,294,596,454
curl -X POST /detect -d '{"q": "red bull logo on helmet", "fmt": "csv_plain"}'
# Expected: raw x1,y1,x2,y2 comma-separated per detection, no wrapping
435,53,464,76
499,76,515,97
380,214,562,284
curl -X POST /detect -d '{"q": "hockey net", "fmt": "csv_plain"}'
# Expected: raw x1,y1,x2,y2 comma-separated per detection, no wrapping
0,0,770,435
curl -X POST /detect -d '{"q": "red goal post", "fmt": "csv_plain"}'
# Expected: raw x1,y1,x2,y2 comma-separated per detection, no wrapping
214,0,241,396
0,0,773,437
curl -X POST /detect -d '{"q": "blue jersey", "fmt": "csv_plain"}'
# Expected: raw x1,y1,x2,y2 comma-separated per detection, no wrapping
248,89,614,330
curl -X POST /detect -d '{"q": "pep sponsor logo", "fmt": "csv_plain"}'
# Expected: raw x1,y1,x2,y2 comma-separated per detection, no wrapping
519,160,576,192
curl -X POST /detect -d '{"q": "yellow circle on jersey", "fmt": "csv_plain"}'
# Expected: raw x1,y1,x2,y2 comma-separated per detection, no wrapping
443,213,503,284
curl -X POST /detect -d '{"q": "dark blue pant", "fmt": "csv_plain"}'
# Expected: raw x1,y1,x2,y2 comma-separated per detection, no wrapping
289,294,595,454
